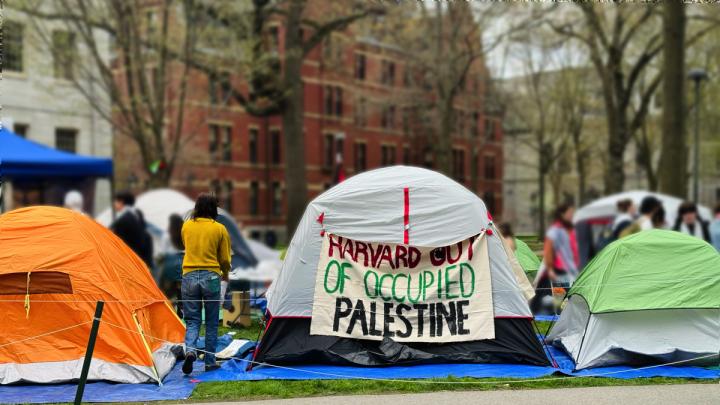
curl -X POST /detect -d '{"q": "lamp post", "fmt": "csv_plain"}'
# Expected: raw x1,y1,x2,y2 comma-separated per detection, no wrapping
688,68,708,203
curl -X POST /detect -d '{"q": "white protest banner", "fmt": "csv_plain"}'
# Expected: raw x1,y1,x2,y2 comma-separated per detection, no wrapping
310,233,495,343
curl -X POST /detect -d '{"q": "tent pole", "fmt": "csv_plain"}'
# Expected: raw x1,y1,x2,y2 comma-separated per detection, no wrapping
75,301,105,405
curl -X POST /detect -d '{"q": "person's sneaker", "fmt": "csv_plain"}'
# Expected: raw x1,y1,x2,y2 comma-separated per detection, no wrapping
170,345,185,361
205,363,221,372
182,352,196,375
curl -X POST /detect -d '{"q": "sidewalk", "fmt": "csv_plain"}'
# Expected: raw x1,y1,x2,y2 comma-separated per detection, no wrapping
188,383,720,405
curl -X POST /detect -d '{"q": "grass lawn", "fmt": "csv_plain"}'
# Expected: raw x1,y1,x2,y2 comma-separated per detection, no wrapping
190,376,714,402
185,320,717,402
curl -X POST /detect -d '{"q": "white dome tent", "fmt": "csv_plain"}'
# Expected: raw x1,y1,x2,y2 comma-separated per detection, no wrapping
96,189,259,270
573,190,712,266
255,166,548,367
574,190,712,225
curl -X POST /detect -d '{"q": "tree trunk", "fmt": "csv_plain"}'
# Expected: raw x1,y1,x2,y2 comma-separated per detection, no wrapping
605,116,628,193
570,121,587,204
637,125,659,191
282,0,308,239
573,142,587,204
435,97,454,176
538,167,546,235
658,0,687,198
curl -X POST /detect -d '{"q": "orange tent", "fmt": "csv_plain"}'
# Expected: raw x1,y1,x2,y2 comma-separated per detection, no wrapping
0,207,184,384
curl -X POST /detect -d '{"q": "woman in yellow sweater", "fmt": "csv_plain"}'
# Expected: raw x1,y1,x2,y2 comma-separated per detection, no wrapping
181,193,231,375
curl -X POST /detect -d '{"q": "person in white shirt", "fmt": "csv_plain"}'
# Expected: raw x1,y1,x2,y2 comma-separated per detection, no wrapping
637,196,662,231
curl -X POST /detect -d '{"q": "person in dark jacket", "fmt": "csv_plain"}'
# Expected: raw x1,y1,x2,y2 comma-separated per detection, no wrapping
673,201,710,242
110,191,153,267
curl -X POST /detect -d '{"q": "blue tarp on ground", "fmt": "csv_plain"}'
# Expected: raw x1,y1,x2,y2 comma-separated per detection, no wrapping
0,362,197,404
2,336,718,404
198,342,720,382
534,315,559,322
0,128,112,179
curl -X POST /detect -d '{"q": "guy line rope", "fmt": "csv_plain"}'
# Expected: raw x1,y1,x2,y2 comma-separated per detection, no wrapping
99,318,720,385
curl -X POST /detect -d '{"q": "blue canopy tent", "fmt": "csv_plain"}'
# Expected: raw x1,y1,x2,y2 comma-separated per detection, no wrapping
0,127,113,212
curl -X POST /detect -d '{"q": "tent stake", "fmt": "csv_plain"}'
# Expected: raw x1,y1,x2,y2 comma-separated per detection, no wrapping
75,301,104,405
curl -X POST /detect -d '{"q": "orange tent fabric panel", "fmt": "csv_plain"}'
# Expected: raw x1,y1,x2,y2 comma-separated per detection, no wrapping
0,207,184,382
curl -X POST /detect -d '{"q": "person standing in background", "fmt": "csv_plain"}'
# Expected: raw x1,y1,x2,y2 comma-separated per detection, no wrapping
620,196,663,238
181,193,231,375
531,203,579,314
63,190,86,215
498,222,516,251
673,201,710,242
159,214,185,316
710,204,720,252
652,206,667,229
611,199,635,239
110,191,150,264
637,196,662,231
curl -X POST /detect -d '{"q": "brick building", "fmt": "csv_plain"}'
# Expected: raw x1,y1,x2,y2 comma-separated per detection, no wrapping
115,23,504,244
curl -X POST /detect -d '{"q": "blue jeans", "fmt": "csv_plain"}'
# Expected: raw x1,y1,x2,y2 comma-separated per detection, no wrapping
182,270,221,365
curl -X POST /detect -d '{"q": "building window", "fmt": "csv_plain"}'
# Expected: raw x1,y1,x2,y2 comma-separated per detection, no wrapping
322,34,333,61
249,127,258,164
402,108,410,135
354,142,366,172
271,129,281,164
354,97,367,127
207,124,231,162
335,136,344,163
324,86,334,116
323,134,334,169
483,191,496,214
272,181,282,216
268,25,280,51
403,146,411,165
249,181,259,216
5,21,24,72
210,179,221,198
324,86,343,117
423,147,434,168
52,30,77,80
456,110,465,137
484,118,495,141
484,154,497,180
223,180,233,213
381,60,395,86
209,72,231,105
472,112,480,137
220,125,232,162
13,123,29,138
452,149,465,182
334,87,343,117
354,53,366,80
381,106,396,129
55,128,77,153
381,145,396,166
209,124,219,160
403,67,412,87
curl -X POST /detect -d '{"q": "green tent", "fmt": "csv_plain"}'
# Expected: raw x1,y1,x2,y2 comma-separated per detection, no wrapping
547,229,720,369
514,238,540,275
